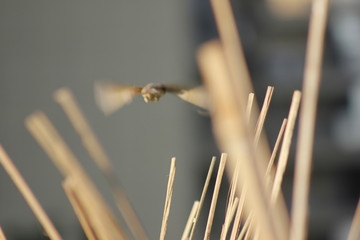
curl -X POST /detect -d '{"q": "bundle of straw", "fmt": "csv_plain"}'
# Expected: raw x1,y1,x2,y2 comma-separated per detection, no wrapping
1,0,360,240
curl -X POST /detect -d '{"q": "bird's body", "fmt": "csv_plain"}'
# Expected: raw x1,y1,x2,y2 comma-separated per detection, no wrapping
140,83,167,102
95,82,208,115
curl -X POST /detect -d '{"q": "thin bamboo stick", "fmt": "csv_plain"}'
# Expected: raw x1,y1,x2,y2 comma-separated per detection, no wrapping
62,178,98,240
0,146,62,240
0,227,6,240
254,86,274,145
237,212,252,240
271,91,301,204
229,186,246,240
207,0,290,236
53,88,148,240
209,0,253,98
229,198,240,226
243,218,253,240
189,156,216,240
159,157,176,240
25,112,127,240
221,163,240,240
246,93,255,123
229,92,259,240
220,197,239,240
181,201,199,240
347,198,360,240
265,119,287,177
198,40,287,240
203,153,227,240
290,0,330,239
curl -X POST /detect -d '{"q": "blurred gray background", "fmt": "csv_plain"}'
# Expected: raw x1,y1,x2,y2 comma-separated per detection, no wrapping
1,1,359,240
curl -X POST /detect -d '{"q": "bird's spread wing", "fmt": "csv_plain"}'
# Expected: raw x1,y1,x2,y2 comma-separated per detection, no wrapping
94,82,142,115
174,86,209,110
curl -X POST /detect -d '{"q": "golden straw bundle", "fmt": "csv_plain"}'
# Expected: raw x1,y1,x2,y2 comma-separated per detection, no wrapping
1,0,359,240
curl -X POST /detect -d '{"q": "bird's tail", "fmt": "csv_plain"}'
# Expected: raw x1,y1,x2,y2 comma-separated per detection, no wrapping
176,86,209,110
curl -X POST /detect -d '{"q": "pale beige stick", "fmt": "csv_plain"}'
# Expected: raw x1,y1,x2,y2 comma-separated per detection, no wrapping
226,162,240,215
54,88,148,240
229,186,246,240
229,93,258,240
271,91,301,204
0,146,62,240
203,153,227,240
209,3,290,234
209,0,271,167
253,229,260,240
240,118,289,240
199,40,287,240
244,216,257,240
209,2,291,236
62,178,98,240
189,157,216,240
243,118,290,240
347,198,360,240
231,119,287,240
210,0,285,220
25,112,127,240
254,86,274,145
220,197,239,240
0,227,7,240
243,120,289,240
246,93,255,123
290,0,330,240
237,212,252,240
229,198,239,225
26,114,124,240
53,88,111,172
181,201,199,240
220,163,240,240
265,119,287,177
209,0,253,98
159,158,176,240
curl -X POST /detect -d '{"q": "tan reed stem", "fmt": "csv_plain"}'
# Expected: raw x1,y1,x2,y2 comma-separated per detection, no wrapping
189,156,216,240
220,197,239,240
237,212,252,240
254,86,274,145
271,91,301,204
210,0,291,236
246,93,255,123
53,88,148,240
206,0,291,233
0,227,6,240
181,201,199,240
209,0,253,98
53,88,111,172
290,1,330,239
199,40,288,240
0,146,62,240
159,157,176,240
229,186,246,240
25,112,127,240
266,119,287,177
229,92,259,240
221,162,240,240
347,198,360,240
203,153,227,240
243,218,254,240
62,178,98,240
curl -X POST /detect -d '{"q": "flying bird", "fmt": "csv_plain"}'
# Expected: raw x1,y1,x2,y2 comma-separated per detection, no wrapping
95,82,209,115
